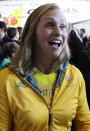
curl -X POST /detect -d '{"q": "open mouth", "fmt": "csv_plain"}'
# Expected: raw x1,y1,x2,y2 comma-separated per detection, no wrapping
49,40,62,48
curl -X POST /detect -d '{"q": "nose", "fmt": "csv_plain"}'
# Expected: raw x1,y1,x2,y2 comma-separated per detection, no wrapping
54,26,62,36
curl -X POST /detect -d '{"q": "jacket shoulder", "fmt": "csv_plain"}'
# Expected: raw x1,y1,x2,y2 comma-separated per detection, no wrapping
0,68,13,81
67,64,83,77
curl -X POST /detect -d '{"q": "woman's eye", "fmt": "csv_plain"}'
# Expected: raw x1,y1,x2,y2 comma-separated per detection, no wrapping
45,22,55,28
60,25,66,29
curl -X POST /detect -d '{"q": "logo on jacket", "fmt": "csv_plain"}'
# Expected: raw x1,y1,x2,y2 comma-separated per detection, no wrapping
66,74,72,81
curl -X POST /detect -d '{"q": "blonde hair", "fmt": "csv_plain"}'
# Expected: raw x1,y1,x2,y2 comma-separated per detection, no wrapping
10,3,70,75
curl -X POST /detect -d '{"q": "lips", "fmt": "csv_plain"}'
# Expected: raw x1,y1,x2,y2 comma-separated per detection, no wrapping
49,39,62,48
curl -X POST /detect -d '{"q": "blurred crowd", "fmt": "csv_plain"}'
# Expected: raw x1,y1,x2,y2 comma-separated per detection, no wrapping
0,21,23,69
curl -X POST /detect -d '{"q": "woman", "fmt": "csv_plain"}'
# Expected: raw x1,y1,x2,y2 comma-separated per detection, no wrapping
0,3,90,131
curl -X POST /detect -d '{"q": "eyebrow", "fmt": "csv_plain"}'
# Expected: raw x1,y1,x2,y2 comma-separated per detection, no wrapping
41,17,66,23
40,17,54,21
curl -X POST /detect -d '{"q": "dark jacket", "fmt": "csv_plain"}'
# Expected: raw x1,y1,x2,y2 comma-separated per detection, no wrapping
69,30,84,66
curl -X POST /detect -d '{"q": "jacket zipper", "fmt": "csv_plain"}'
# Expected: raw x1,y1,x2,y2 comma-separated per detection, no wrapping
48,110,52,131
23,77,53,131
13,70,56,131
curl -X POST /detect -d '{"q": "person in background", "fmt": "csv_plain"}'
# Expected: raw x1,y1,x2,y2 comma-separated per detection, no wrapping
67,24,85,66
0,21,12,53
0,21,7,41
86,36,90,49
79,28,88,47
7,27,19,43
0,3,90,131
0,41,19,70
69,28,90,109
69,29,85,66
68,28,90,131
17,26,23,42
0,21,8,45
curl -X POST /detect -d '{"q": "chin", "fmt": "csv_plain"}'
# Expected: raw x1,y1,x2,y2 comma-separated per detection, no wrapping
50,53,60,60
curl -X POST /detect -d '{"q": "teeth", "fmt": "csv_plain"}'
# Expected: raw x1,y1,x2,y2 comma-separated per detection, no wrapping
49,41,61,47
50,40,61,43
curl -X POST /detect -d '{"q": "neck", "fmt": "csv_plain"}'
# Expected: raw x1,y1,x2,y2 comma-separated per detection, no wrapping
35,58,54,74
34,48,61,73
34,56,62,74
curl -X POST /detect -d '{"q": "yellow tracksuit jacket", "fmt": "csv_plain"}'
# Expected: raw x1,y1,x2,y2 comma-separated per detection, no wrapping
0,64,90,131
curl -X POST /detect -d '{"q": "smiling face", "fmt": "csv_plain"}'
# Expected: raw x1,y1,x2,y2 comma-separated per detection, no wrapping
35,9,68,61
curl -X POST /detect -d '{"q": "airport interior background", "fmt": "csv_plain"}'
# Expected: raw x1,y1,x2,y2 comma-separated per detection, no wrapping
0,0,90,36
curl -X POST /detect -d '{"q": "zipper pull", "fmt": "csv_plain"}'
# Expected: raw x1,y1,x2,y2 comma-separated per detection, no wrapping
48,111,51,130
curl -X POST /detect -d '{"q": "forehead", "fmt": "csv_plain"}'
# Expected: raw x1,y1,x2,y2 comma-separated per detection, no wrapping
40,9,66,23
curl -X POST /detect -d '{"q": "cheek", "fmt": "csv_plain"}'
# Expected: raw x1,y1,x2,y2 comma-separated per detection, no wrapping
36,29,50,43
